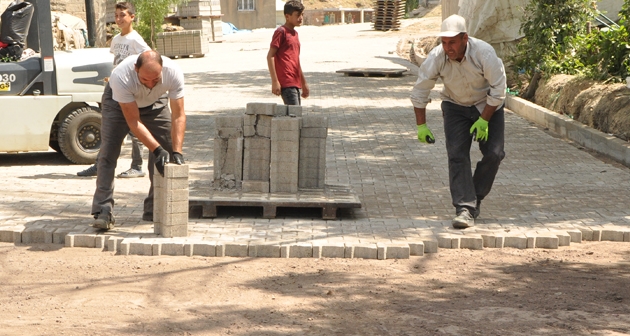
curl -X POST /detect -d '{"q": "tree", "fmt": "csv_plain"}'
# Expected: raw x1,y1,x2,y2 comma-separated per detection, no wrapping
131,0,186,48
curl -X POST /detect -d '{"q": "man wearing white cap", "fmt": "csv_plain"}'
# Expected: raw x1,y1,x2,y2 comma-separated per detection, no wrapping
410,14,507,229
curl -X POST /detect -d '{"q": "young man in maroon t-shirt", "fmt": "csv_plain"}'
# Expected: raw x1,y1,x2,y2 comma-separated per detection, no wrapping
266,0,309,105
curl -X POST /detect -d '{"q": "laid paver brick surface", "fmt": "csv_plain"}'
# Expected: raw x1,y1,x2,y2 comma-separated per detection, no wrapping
1,22,629,255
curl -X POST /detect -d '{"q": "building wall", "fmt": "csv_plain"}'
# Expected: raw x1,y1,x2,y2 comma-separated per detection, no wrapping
220,0,276,29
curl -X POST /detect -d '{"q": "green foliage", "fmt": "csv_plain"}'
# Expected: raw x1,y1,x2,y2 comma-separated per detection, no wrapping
131,0,185,48
405,0,419,17
512,0,596,78
571,25,630,81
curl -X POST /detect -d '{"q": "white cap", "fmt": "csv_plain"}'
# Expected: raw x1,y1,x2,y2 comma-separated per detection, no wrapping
438,14,467,37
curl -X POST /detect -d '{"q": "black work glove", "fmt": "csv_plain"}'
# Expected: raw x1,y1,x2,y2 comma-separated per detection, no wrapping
171,152,185,164
153,146,169,177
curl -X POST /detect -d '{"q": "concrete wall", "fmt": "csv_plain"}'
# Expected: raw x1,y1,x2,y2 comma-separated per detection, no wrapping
220,0,276,29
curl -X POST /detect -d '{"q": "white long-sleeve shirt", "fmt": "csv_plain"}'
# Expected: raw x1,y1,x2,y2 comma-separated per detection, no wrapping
410,36,506,112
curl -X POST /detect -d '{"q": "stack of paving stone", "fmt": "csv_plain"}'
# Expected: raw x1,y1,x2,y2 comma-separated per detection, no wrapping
214,103,328,193
177,0,223,43
372,0,405,31
153,164,189,237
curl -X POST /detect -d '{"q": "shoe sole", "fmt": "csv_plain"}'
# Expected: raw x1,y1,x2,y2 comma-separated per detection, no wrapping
118,173,146,178
92,219,116,230
452,220,474,229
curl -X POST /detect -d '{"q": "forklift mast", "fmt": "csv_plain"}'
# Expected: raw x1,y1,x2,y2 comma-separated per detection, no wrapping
24,0,56,95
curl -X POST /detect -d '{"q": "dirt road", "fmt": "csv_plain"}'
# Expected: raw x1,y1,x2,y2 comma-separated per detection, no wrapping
2,242,630,335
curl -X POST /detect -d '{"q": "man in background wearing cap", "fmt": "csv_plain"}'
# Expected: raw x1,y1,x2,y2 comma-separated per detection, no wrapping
410,14,506,229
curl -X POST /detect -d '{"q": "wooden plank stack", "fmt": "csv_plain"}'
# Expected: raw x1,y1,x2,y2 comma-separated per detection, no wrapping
373,0,406,31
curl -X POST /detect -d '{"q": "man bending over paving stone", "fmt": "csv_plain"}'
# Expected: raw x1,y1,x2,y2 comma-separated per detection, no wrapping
410,14,506,229
91,50,186,230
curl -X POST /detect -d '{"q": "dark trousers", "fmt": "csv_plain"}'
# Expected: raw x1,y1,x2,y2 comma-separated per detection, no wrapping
91,84,173,216
281,87,301,105
442,101,505,214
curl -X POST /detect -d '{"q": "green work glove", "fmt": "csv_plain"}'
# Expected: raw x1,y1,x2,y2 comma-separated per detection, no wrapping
470,117,489,143
417,124,435,144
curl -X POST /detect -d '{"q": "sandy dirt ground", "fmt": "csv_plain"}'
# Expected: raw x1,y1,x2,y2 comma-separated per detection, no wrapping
2,241,630,335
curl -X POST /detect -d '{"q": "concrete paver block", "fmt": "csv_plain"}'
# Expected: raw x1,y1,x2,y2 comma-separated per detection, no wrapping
287,105,302,116
482,235,495,248
107,237,124,253
354,244,378,259
289,243,313,258
377,243,386,260
254,245,281,258
601,230,625,242
280,245,289,258
152,243,162,256
225,243,249,257
129,240,153,256
119,240,131,255
566,229,582,243
344,245,354,258
64,234,74,247
161,242,185,256
192,242,217,257
246,102,276,115
184,243,194,257
554,232,571,246
73,234,96,248
460,236,483,250
578,228,594,241
423,240,438,253
408,242,424,256
301,115,327,128
216,243,226,257
321,244,346,258
0,227,23,243
625,232,630,242
535,236,559,249
385,244,410,259
504,236,528,249
242,181,270,193
495,236,505,248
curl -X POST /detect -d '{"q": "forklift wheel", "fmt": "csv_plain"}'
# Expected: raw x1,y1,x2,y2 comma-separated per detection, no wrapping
58,106,102,164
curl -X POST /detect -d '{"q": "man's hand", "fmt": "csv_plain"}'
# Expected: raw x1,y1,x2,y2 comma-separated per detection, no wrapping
470,117,489,143
171,152,185,165
153,146,169,176
271,80,281,96
417,124,435,144
301,84,310,99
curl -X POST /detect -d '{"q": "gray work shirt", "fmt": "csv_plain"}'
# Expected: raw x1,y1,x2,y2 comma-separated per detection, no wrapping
410,36,506,112
110,54,185,108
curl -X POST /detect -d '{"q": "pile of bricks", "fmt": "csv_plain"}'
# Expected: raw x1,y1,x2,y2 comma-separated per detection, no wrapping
176,0,221,16
214,103,328,193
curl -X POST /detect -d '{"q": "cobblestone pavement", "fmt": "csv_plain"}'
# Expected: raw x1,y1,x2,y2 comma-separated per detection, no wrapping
1,22,630,255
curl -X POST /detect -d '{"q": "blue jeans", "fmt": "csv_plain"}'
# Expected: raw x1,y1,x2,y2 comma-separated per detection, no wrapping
281,87,301,105
442,101,505,214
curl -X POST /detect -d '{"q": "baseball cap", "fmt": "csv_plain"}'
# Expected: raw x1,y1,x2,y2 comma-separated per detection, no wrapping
438,14,467,37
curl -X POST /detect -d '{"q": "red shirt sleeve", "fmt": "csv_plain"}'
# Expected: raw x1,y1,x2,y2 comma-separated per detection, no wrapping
270,27,284,49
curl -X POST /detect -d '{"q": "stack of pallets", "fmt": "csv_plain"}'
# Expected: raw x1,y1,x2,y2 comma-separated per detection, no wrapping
373,0,406,31
176,0,224,43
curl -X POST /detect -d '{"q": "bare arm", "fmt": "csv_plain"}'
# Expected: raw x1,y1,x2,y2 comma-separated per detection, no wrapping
267,47,281,96
299,63,309,99
480,104,498,122
169,97,186,153
119,101,161,151
414,107,427,125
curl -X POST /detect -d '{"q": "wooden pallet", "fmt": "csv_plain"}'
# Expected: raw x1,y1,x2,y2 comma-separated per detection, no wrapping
189,184,361,220
336,68,408,77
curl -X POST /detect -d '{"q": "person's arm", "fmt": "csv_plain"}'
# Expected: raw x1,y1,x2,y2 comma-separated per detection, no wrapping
169,97,186,153
267,47,281,96
119,101,161,151
299,63,309,98
414,107,427,125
